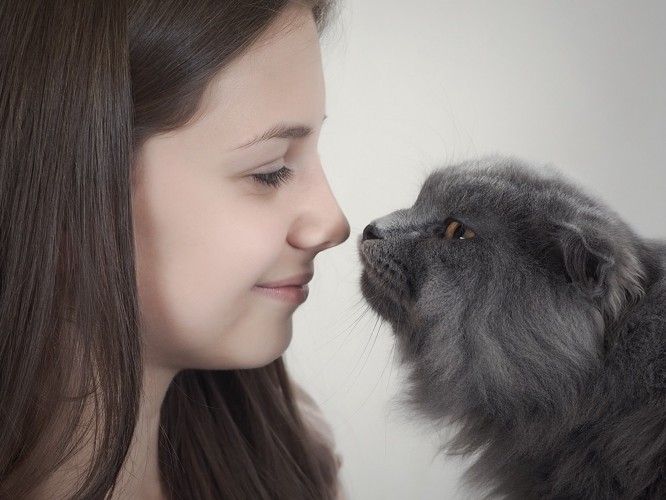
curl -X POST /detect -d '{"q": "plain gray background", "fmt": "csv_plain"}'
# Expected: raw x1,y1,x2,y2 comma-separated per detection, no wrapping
287,1,666,499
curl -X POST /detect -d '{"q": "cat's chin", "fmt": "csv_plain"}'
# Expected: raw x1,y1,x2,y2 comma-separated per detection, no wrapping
360,269,407,325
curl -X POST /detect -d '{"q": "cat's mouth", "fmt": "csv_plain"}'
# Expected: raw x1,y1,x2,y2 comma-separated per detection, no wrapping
359,241,412,323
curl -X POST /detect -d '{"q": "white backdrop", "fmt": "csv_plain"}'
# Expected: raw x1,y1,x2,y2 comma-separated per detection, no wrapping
287,1,666,499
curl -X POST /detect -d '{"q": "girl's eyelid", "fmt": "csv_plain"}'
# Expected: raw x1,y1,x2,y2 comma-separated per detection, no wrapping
248,157,286,174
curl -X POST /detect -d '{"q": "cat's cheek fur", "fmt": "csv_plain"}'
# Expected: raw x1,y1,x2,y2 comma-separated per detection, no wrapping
405,260,604,423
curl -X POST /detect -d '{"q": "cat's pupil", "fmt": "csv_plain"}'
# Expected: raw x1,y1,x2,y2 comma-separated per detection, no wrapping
444,219,470,240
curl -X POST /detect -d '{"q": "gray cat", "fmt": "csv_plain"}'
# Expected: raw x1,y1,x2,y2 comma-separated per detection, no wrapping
359,157,666,499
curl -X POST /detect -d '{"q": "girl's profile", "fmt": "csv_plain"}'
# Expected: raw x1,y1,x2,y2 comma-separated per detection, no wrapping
0,1,349,498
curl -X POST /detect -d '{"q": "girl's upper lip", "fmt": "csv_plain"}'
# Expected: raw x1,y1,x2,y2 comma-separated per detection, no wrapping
256,273,314,288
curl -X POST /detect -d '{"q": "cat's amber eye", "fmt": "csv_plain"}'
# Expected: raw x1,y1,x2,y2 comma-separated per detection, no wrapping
444,219,476,240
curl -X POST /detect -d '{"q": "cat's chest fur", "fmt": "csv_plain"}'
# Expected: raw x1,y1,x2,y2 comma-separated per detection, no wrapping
359,156,666,500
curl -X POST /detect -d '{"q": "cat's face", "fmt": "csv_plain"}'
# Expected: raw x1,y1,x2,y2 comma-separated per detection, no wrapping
359,157,644,420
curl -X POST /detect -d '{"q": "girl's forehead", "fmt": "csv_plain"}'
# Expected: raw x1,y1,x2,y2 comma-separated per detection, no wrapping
134,5,325,168
199,6,322,108
171,7,324,153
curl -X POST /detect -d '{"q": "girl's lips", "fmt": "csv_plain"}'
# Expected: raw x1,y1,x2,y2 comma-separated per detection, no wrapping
253,273,313,304
252,284,310,304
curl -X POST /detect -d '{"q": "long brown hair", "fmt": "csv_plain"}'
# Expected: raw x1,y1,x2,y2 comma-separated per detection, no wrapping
0,1,338,499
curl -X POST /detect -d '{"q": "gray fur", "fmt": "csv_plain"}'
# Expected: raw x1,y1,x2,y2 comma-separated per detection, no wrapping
359,156,666,499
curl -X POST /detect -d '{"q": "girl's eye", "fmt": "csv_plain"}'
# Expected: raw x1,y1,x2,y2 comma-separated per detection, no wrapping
251,166,294,188
443,219,476,240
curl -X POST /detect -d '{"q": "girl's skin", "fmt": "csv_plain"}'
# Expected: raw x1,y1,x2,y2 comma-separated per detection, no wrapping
48,5,349,499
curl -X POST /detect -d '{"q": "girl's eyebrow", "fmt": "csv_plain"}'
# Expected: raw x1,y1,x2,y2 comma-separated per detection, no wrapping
235,123,313,150
234,116,327,150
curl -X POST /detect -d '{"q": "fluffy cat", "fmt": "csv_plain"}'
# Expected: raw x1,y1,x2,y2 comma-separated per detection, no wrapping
359,156,666,499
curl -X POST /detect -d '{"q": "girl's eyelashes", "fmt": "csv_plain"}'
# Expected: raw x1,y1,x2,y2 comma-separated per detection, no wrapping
250,166,294,188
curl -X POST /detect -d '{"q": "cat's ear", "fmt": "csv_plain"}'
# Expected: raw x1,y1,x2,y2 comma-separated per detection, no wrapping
554,221,645,320
555,222,614,296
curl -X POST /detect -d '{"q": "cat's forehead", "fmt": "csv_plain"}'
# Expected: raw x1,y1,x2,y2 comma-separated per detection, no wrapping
413,158,611,231
419,160,578,210
419,164,531,208
427,162,546,192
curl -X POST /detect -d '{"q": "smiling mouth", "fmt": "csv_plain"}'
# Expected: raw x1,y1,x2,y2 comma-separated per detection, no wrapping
253,274,313,304
253,284,310,304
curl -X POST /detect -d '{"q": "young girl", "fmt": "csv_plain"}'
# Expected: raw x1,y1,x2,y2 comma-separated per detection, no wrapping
0,1,349,498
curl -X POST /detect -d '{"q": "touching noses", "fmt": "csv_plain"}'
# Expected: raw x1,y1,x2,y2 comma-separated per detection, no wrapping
287,168,350,253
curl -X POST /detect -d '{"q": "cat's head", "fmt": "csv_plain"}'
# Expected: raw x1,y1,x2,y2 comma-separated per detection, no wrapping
359,156,645,422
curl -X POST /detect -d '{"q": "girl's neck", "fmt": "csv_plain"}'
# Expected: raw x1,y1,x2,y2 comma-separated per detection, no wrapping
112,364,176,499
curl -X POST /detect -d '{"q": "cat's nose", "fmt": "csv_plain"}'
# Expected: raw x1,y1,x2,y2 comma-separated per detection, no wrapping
362,223,383,241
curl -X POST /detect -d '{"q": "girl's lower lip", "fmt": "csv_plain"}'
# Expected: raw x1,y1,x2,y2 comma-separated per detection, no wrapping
253,284,309,304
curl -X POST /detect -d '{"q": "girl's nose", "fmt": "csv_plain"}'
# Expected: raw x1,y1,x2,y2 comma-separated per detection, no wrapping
287,165,350,253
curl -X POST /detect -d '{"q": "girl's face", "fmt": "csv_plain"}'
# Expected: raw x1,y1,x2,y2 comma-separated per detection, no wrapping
133,6,349,371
